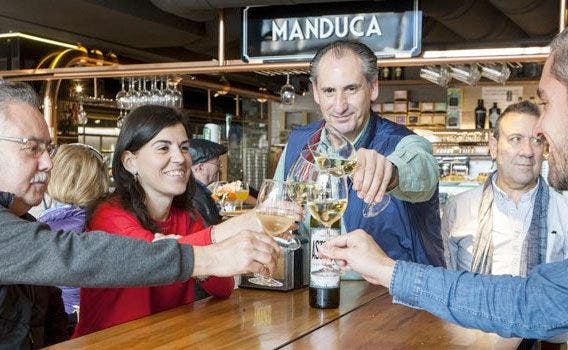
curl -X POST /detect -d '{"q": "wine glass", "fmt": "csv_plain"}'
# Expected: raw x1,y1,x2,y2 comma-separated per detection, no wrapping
123,78,135,110
234,181,249,212
171,76,183,108
150,76,161,105
309,123,391,218
115,77,127,110
287,149,319,206
306,170,348,276
209,181,230,214
248,179,299,287
140,77,152,105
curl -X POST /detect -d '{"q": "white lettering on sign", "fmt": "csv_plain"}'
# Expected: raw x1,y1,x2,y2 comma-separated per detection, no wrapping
271,15,383,41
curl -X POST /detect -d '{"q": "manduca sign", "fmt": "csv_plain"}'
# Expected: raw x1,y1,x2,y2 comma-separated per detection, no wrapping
242,0,421,62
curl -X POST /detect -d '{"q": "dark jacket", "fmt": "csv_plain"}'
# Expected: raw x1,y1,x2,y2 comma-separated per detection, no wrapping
0,193,68,349
192,180,222,226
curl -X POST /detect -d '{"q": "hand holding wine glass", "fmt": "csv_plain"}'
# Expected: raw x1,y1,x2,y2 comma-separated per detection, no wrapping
310,123,391,218
351,147,396,208
248,179,302,287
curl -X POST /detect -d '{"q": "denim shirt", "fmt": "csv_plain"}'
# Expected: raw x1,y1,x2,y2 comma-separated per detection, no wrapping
390,260,568,339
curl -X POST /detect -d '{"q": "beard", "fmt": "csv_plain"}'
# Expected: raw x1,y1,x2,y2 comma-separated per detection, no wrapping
548,151,568,191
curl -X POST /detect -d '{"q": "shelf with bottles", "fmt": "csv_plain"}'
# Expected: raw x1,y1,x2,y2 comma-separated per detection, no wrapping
434,152,491,159
409,126,491,145
413,128,492,157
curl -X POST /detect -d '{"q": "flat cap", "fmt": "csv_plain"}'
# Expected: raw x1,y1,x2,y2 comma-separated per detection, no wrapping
190,139,228,165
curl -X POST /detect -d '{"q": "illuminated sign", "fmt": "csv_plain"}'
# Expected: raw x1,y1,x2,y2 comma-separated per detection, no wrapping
242,0,421,62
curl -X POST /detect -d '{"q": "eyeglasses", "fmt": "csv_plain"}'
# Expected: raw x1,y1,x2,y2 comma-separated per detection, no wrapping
0,135,58,158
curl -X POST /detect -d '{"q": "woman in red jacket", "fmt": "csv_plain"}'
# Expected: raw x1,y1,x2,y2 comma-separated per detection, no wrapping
74,105,234,336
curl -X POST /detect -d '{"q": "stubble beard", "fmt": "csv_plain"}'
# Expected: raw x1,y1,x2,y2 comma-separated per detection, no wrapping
548,152,568,191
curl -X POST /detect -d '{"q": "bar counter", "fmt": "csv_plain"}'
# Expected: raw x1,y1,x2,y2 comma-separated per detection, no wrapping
46,281,521,349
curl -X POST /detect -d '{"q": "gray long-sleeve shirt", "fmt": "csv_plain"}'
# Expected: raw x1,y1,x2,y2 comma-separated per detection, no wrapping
0,206,194,287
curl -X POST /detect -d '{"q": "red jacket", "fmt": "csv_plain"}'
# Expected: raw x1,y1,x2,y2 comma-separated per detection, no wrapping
73,200,233,337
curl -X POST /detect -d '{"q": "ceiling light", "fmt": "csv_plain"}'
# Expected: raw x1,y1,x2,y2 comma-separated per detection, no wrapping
215,75,230,97
449,65,481,86
257,87,268,103
480,63,511,84
0,32,79,49
419,66,450,87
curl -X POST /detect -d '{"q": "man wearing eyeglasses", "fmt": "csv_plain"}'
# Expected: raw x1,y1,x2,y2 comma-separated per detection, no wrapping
442,100,568,279
0,80,280,348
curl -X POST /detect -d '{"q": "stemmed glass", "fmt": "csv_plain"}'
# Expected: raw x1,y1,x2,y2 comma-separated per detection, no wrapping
309,123,390,217
306,170,348,276
158,77,170,106
150,77,161,105
140,77,152,105
248,179,300,287
209,181,230,213
115,78,127,109
124,78,136,110
234,181,249,212
170,76,183,108
287,149,319,204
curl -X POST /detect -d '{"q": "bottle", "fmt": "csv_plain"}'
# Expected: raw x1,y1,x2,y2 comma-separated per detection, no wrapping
394,67,403,80
258,134,268,149
381,67,391,80
309,216,340,309
488,102,501,129
475,99,487,129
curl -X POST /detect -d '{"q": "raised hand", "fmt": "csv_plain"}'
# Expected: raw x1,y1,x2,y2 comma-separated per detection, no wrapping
351,148,396,204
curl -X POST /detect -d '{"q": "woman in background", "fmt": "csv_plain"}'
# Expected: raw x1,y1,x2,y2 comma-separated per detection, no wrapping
39,143,110,334
74,106,235,336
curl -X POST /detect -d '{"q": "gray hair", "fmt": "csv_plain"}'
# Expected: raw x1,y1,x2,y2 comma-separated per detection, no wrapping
0,80,41,124
309,40,379,85
550,28,568,88
493,100,540,139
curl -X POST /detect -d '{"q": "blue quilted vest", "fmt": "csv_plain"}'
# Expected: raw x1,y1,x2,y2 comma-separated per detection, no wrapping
284,113,444,267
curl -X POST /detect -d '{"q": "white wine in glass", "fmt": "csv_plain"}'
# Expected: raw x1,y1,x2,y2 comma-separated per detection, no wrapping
314,156,357,177
256,212,295,237
310,123,391,218
307,172,348,276
307,198,348,227
287,149,320,206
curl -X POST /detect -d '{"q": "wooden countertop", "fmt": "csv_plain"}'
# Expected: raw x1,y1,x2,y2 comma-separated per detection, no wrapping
46,281,521,349
283,293,521,350
46,281,386,349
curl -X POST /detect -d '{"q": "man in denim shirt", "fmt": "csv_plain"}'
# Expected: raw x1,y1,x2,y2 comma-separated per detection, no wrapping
321,28,568,340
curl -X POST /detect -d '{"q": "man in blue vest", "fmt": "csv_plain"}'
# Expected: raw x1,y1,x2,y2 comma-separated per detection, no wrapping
320,28,568,340
274,40,443,267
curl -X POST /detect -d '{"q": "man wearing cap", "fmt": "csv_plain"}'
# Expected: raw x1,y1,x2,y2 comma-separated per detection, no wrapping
190,139,227,226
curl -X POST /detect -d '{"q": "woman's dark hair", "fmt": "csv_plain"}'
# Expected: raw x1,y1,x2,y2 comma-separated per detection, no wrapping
109,105,195,232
